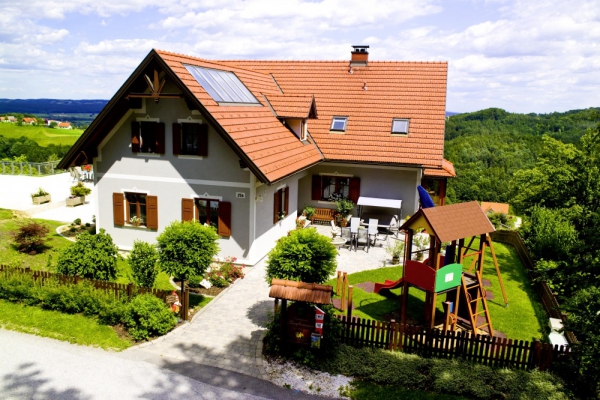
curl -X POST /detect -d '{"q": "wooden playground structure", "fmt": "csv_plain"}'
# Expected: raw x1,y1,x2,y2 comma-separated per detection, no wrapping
398,201,508,336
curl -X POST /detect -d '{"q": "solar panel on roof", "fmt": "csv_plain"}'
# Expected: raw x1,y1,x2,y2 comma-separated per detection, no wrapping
185,65,259,104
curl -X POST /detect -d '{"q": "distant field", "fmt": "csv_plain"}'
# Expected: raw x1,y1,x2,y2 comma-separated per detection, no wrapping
0,123,82,147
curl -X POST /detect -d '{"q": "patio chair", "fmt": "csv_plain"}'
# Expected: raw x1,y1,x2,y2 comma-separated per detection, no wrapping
69,167,77,183
350,217,360,251
356,228,370,252
340,226,353,250
368,219,379,247
330,219,340,237
73,168,83,182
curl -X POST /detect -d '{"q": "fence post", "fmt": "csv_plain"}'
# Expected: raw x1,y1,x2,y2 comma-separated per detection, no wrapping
127,283,133,298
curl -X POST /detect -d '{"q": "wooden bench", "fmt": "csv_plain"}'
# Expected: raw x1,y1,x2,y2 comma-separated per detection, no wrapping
311,207,335,224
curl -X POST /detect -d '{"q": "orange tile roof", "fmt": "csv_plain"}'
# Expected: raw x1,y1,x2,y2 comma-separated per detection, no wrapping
263,94,316,118
216,59,447,168
157,50,448,173
158,51,323,183
401,201,494,243
424,159,456,178
480,202,510,215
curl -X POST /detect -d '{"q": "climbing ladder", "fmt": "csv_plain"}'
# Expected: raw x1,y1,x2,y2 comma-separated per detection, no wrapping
461,270,494,336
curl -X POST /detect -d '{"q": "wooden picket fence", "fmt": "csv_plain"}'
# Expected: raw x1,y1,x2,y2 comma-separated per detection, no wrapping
0,265,173,303
337,316,570,371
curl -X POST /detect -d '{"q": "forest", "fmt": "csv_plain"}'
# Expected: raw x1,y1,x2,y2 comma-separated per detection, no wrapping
444,107,599,204
446,108,600,396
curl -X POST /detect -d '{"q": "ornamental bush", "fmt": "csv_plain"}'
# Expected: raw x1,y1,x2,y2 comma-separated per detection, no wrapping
122,294,177,341
56,229,119,281
265,228,337,284
156,221,220,284
129,240,158,288
10,219,49,254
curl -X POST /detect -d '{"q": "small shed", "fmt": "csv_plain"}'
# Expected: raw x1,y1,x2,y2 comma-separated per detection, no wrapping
269,279,333,348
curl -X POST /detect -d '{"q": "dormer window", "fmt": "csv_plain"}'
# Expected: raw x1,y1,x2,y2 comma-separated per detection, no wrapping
331,116,348,132
391,118,409,135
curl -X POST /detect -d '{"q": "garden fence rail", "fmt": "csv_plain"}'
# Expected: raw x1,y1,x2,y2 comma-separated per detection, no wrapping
337,315,570,371
0,160,62,176
0,265,186,316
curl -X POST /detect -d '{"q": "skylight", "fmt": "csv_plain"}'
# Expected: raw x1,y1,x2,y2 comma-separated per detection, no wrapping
330,116,348,131
185,65,259,104
391,119,409,135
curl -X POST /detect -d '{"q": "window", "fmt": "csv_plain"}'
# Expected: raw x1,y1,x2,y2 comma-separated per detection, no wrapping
181,198,232,237
172,123,208,156
131,121,165,154
312,175,361,203
185,65,259,104
273,187,289,224
330,117,348,132
391,118,409,135
196,198,219,229
112,192,158,229
126,193,147,226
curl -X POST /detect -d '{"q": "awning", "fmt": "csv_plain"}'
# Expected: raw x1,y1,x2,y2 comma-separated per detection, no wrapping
357,196,402,209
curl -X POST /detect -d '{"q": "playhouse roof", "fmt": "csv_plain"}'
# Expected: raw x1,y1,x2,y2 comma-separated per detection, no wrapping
401,201,495,242
269,279,333,305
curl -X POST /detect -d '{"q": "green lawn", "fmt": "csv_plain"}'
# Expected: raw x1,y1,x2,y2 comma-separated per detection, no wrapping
327,240,545,342
0,299,131,350
0,208,174,291
0,123,82,147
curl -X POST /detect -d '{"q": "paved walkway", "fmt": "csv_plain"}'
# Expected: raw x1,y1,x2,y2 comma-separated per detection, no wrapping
124,257,273,380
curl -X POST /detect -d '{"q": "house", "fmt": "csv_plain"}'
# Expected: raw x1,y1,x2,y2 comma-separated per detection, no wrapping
58,122,73,129
58,46,454,265
480,202,510,215
22,117,36,125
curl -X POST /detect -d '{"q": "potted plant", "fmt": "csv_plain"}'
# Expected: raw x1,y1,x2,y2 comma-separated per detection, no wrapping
67,182,91,207
335,198,354,227
31,188,51,205
130,216,143,226
278,211,287,221
386,240,404,264
412,233,430,261
302,206,315,220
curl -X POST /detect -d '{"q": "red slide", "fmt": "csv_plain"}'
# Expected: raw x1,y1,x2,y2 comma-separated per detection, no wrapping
374,278,404,294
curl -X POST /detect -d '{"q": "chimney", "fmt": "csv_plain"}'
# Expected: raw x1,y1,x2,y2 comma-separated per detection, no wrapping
350,45,369,67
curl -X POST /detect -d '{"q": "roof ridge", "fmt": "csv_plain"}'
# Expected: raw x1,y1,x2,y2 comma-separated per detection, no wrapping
216,59,448,64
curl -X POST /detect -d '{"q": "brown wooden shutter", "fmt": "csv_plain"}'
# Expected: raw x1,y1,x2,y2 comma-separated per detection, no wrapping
198,124,208,157
155,122,165,154
349,177,361,203
218,201,231,237
172,123,181,156
273,190,281,224
284,186,289,216
311,175,321,200
146,195,158,229
182,198,194,221
131,121,140,153
113,193,124,226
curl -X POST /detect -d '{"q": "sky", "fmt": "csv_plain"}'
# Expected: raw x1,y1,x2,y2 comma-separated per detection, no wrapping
0,0,599,114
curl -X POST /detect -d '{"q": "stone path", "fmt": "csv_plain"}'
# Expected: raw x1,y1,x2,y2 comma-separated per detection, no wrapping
124,257,273,379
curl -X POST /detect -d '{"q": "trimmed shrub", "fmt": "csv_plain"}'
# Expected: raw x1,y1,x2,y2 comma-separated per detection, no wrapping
56,229,119,281
265,228,337,284
122,294,177,341
129,240,158,288
10,220,49,254
156,221,220,284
